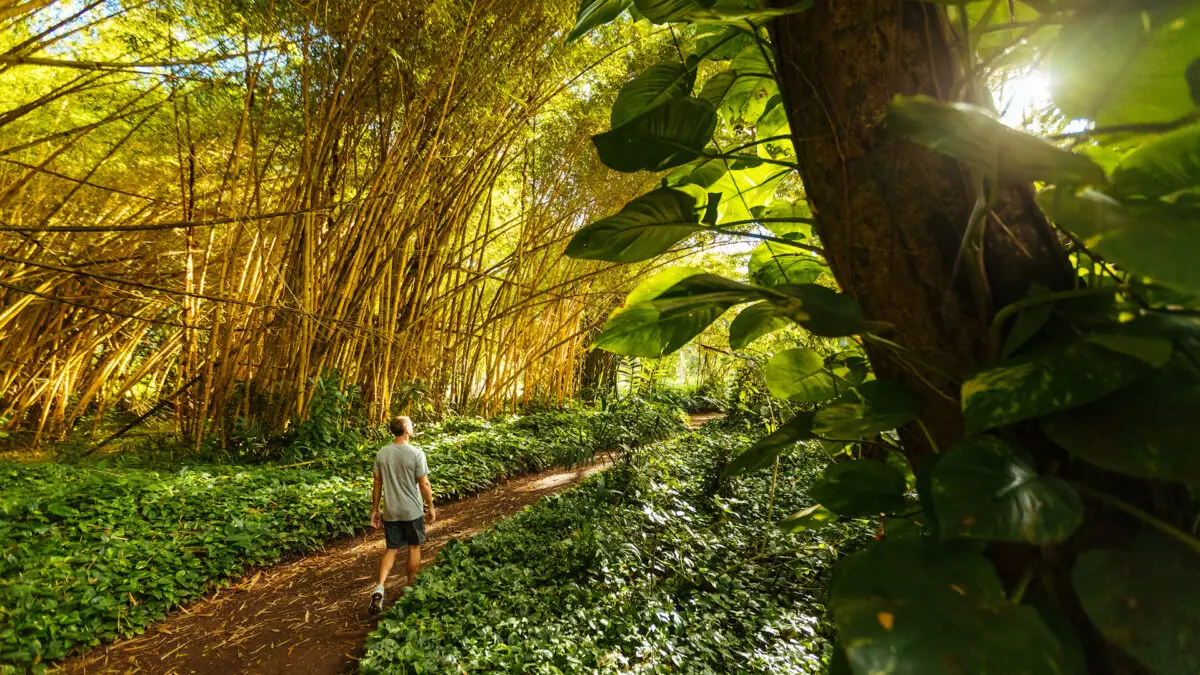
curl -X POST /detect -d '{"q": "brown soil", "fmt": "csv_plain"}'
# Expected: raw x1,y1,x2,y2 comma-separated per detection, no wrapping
57,413,720,675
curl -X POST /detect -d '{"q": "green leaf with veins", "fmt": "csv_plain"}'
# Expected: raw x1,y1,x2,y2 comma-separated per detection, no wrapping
728,301,789,349
697,70,737,109
722,411,815,477
961,337,1155,434
888,95,1107,186
810,460,908,516
592,98,717,173
666,156,728,189
1046,3,1200,125
832,539,1070,675
564,188,700,263
764,348,837,402
567,0,633,41
1042,374,1200,485
611,60,696,128
1038,188,1200,296
771,284,866,337
1111,123,1200,199
932,435,1083,544
748,242,824,287
812,380,921,441
722,45,778,125
1073,534,1200,675
595,274,761,357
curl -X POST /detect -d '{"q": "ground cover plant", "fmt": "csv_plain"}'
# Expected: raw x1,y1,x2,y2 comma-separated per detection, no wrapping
360,425,871,674
0,401,686,671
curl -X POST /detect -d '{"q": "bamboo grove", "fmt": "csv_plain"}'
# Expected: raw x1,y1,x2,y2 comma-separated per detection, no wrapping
0,0,669,447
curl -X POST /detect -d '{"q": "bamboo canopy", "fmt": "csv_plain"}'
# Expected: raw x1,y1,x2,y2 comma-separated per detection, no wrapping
0,0,664,446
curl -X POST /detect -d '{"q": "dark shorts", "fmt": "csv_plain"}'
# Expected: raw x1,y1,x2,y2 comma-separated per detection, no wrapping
383,517,425,549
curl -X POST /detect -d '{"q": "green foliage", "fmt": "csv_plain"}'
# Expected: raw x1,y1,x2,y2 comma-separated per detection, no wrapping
831,539,1070,674
1041,376,1200,484
808,461,908,518
888,95,1106,185
960,337,1156,434
931,436,1082,544
0,403,686,669
1072,535,1200,674
1038,189,1200,296
592,97,717,172
0,463,369,668
361,427,871,674
564,3,1200,673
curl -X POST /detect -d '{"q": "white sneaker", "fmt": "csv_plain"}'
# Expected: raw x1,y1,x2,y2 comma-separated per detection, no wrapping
368,584,384,615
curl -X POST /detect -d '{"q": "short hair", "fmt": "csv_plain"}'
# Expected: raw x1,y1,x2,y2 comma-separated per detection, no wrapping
388,415,413,436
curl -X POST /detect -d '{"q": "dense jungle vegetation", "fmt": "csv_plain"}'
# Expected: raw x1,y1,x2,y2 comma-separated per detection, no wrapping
2,0,1200,673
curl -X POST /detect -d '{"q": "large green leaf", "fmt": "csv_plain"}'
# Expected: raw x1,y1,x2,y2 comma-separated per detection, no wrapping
812,379,922,441
1073,535,1200,675
1046,4,1200,125
757,200,813,239
593,98,717,173
611,60,697,128
755,95,793,159
810,460,908,517
697,70,737,109
694,25,753,61
594,273,756,357
961,338,1153,434
567,0,633,41
764,347,837,402
722,411,815,477
707,161,786,223
634,0,811,24
1038,188,1200,296
1111,123,1200,199
1042,375,1200,485
564,188,700,263
723,45,777,125
620,266,705,309
666,156,728,189
748,242,824,287
832,539,1069,675
888,95,1106,185
931,435,1083,544
771,284,866,337
826,351,870,386
728,301,789,349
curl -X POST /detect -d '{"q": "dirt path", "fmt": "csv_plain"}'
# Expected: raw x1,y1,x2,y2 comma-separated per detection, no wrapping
58,413,721,675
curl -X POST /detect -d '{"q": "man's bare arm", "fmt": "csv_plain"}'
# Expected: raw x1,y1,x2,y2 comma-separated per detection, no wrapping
418,475,436,522
371,472,383,528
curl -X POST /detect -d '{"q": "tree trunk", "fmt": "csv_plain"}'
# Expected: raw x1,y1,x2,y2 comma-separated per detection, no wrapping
770,0,1073,464
771,4,1144,672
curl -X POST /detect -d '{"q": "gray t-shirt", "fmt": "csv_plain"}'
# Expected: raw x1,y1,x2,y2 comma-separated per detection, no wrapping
374,442,429,522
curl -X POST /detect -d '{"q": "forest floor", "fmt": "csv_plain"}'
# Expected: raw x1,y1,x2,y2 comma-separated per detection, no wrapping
57,412,721,675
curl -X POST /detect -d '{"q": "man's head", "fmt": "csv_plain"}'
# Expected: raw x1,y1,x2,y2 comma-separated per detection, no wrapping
388,415,413,438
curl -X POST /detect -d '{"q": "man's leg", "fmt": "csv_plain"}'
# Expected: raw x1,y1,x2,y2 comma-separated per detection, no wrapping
376,547,398,587
406,545,421,587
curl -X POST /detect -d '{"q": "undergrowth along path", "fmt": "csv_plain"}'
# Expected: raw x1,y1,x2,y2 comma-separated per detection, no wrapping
58,413,719,675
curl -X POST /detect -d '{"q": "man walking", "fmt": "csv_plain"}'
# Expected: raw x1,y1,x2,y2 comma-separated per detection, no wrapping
369,415,436,614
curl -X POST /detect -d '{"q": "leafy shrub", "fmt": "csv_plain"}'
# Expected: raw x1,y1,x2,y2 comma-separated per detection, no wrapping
0,463,368,670
0,403,687,670
361,428,870,674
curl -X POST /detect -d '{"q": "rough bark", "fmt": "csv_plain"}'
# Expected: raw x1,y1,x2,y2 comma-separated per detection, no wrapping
770,0,1073,463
